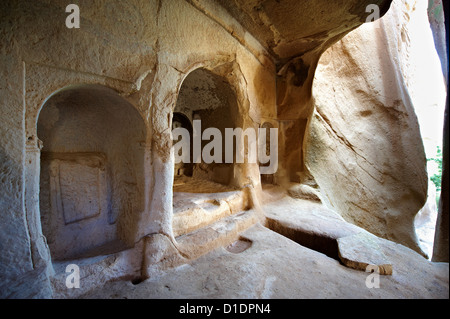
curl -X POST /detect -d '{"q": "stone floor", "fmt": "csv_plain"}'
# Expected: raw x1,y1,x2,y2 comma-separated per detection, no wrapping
80,195,449,299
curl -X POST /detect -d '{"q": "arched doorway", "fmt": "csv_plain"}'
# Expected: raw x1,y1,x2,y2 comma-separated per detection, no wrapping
37,84,146,261
172,68,239,190
171,68,252,240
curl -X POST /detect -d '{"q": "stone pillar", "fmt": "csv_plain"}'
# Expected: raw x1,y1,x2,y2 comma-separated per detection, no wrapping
24,137,54,274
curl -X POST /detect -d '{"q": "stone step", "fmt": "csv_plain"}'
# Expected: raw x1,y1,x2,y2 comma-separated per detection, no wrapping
337,232,393,275
175,209,259,260
263,196,393,275
173,190,250,237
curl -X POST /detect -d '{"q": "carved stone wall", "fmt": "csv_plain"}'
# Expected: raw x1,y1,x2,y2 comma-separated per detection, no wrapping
37,85,146,260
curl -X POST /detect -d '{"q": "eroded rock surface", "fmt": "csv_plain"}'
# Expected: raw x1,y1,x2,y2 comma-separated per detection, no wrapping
80,223,449,299
305,0,443,255
337,232,393,276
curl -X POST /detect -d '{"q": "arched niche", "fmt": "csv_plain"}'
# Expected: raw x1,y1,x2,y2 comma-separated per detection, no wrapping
172,68,239,190
37,84,146,261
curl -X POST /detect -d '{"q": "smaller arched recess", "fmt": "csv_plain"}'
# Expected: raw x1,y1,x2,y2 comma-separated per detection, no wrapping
172,68,239,190
37,84,147,261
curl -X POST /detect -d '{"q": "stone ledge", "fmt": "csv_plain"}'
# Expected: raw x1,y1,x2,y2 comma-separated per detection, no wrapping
337,232,393,275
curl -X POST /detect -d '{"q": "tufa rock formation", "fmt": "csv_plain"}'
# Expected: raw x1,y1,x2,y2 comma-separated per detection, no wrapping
0,0,448,299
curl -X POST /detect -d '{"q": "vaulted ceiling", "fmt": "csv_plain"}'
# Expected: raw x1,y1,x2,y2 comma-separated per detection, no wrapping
215,0,392,64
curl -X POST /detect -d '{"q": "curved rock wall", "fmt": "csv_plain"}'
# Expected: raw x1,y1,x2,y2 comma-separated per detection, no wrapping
306,0,445,255
0,0,395,298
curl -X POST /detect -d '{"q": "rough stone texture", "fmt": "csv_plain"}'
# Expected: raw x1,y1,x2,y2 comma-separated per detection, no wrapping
287,183,322,202
51,240,145,299
0,0,276,297
428,0,448,83
264,196,360,260
36,85,147,261
415,181,439,259
215,0,392,63
263,194,393,276
173,68,239,186
337,232,393,276
80,223,449,299
305,0,443,255
0,1,36,292
0,266,53,299
173,177,249,237
4,0,447,300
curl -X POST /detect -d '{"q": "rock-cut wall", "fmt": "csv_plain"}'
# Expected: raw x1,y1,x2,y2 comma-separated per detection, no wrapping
305,0,446,255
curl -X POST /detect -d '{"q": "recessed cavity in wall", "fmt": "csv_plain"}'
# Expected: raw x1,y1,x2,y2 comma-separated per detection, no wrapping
131,277,145,286
172,68,239,189
226,237,253,254
172,68,248,240
37,84,146,261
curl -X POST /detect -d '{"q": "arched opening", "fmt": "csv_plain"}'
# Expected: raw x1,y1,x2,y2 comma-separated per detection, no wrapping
171,68,251,239
172,68,238,191
37,84,146,261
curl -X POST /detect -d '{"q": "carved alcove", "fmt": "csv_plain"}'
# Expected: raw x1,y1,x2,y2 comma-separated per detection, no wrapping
173,68,239,188
37,84,146,261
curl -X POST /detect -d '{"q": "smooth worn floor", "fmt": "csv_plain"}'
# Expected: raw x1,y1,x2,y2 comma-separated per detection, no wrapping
81,196,449,299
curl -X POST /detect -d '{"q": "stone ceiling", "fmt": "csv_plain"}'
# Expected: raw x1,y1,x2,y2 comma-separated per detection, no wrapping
215,0,393,65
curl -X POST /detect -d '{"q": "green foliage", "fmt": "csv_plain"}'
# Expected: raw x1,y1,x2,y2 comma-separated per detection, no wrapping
428,146,443,192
